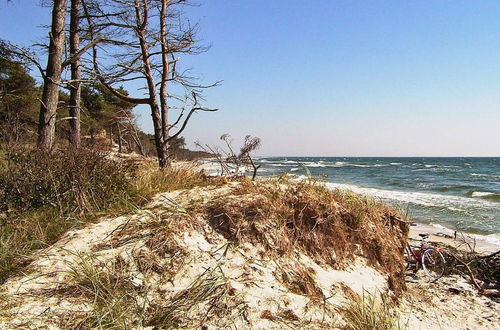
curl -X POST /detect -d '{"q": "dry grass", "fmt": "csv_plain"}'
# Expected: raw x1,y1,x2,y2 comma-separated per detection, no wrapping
204,180,409,296
276,263,324,303
0,161,221,283
145,266,249,328
133,162,224,200
341,291,403,330
64,254,146,329
0,208,82,282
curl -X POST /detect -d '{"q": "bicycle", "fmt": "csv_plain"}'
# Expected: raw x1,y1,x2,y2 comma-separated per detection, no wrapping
405,233,446,281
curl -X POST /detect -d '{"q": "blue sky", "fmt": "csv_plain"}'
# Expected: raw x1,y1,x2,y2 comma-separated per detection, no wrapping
1,0,499,156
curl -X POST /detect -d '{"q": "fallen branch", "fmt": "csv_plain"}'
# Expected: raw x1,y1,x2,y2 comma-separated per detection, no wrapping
448,252,483,293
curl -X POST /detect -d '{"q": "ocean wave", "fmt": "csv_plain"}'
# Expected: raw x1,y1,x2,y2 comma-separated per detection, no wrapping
304,162,326,168
321,182,500,213
293,175,310,181
470,173,500,180
468,191,500,202
269,163,294,167
471,191,496,197
284,160,298,164
352,164,388,168
435,185,478,192
390,162,402,165
290,167,299,172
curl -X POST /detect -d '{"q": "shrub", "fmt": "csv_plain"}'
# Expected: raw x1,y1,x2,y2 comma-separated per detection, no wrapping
0,147,135,215
204,180,409,296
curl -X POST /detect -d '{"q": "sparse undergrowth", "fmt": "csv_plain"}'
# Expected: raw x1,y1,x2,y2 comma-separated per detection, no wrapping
203,179,410,296
0,146,221,283
64,254,144,329
145,266,249,328
0,172,415,329
62,254,249,329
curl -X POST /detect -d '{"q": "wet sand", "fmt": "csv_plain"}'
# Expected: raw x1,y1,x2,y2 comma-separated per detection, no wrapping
409,223,499,254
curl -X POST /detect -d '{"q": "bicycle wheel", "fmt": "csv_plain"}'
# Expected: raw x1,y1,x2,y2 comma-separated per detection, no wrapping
421,248,445,280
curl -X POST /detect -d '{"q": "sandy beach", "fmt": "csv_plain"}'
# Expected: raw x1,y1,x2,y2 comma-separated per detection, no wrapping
409,222,500,254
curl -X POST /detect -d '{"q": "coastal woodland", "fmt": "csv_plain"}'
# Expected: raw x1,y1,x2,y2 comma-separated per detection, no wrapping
0,1,498,329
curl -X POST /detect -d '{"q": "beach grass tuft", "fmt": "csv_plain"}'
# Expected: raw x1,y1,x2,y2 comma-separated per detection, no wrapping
341,291,403,330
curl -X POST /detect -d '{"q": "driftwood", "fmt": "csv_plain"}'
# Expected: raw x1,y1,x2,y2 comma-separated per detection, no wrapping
448,252,483,293
445,246,500,297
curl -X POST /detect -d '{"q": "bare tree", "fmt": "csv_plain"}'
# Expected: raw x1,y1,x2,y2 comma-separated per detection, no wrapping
240,135,262,180
196,134,262,180
82,0,219,168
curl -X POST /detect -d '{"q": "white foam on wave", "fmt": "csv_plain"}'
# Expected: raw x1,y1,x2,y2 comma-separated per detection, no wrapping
269,163,294,167
322,182,499,212
305,162,326,168
390,163,402,165
290,167,299,172
294,175,309,181
423,164,459,169
352,164,388,168
470,173,500,179
471,191,496,197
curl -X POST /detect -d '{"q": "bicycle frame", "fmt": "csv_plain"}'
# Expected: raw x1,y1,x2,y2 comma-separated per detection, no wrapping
406,240,443,268
406,242,425,266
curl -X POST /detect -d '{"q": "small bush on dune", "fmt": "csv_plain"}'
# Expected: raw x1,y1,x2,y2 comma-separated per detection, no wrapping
0,147,135,215
204,180,409,296
134,162,221,200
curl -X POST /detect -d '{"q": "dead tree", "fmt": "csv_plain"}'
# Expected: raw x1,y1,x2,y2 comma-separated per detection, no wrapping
240,135,262,180
196,134,262,180
82,0,219,168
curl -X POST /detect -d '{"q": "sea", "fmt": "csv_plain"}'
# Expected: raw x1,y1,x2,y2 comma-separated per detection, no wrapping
249,157,499,245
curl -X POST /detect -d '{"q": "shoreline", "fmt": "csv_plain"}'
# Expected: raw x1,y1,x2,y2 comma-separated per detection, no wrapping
197,159,500,253
409,222,500,254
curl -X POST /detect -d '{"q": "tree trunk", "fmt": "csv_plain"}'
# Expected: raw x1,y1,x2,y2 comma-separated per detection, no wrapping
37,0,67,150
135,0,168,168
69,0,81,147
117,123,122,153
159,0,170,166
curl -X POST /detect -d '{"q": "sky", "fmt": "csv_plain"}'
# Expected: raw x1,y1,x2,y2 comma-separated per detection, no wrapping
1,0,499,156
